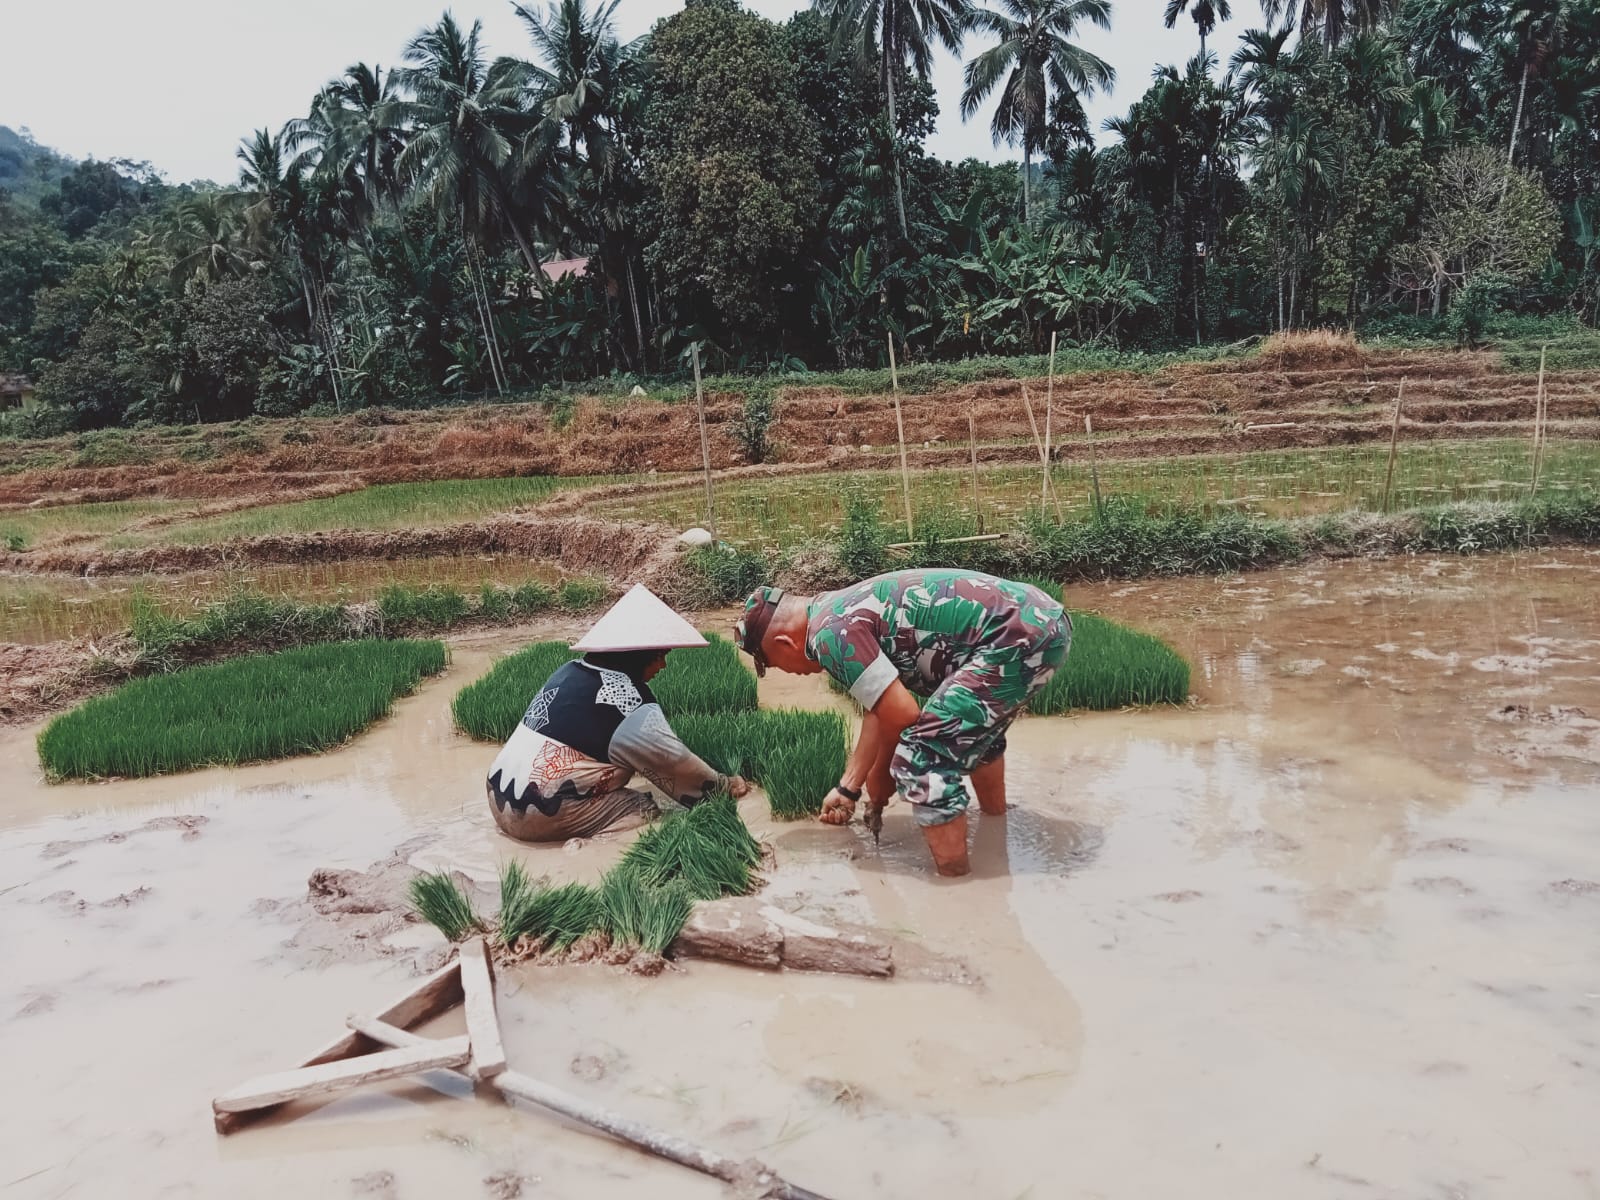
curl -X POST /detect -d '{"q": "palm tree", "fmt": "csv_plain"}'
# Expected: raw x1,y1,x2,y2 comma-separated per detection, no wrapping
1164,0,1231,57
394,13,542,393
960,0,1114,225
294,64,408,214
1501,0,1570,167
1258,0,1396,47
819,0,975,239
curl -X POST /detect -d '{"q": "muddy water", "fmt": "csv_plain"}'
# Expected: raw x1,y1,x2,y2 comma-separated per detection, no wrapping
3,553,1599,1199
0,556,567,644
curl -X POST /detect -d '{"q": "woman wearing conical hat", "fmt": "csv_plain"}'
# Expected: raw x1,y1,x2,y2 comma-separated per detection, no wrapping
485,585,751,842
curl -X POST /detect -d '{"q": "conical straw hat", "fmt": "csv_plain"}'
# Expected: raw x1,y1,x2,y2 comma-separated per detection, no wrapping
570,584,709,652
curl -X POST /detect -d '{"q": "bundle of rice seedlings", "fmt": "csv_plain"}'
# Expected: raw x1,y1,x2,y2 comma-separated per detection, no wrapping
520,881,607,951
496,860,544,946
616,793,760,901
408,871,482,942
759,713,847,819
598,872,695,955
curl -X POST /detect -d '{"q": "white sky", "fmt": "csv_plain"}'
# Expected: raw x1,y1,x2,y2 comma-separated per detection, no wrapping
0,0,1242,185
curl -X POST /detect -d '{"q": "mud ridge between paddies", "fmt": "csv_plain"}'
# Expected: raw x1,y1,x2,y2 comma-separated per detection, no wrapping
5,515,678,582
4,344,1599,512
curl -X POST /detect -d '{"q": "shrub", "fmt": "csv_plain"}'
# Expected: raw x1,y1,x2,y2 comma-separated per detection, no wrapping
130,589,352,670
733,387,776,463
837,491,889,578
71,430,152,468
677,543,771,607
37,639,447,779
1019,497,1301,579
509,580,555,615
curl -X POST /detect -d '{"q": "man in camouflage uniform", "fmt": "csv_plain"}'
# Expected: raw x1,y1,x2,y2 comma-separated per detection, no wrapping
735,569,1071,876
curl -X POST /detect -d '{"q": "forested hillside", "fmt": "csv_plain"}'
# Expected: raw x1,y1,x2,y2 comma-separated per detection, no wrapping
1,0,1597,434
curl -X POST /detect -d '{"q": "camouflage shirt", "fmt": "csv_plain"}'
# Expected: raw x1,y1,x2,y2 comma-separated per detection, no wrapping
806,569,1064,710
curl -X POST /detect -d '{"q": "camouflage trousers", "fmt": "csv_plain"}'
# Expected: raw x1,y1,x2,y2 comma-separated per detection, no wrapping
891,609,1072,826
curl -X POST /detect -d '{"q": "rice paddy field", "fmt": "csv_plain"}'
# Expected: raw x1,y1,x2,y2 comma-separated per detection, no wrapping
0,556,572,644
0,498,188,550
591,439,1600,549
100,474,615,549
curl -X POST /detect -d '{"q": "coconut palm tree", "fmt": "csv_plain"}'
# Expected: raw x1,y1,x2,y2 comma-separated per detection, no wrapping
1164,0,1232,58
295,64,409,213
818,0,976,239
960,0,1113,225
1500,0,1571,167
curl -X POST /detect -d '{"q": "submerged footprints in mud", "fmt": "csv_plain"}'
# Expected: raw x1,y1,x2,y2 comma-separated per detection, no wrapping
39,814,207,860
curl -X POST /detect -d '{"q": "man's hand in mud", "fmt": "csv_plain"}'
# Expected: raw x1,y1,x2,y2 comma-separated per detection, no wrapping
726,774,752,799
819,789,857,826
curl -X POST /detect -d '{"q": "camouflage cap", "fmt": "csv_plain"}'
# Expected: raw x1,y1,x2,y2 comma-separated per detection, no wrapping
733,586,785,677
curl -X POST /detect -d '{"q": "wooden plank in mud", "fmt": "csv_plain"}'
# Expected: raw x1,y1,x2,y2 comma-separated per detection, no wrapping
459,936,508,1080
213,957,464,1134
213,1036,470,1115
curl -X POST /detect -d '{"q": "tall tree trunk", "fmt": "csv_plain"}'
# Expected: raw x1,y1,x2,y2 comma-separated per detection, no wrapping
1022,144,1032,226
884,63,910,240
626,257,647,371
462,228,506,396
1507,60,1529,165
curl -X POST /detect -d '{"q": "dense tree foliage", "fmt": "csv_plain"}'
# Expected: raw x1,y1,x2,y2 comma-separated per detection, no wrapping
1,0,1597,430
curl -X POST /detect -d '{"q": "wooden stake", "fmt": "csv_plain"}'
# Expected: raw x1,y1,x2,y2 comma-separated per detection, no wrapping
1380,377,1406,513
886,333,914,540
215,958,464,1134
691,343,716,543
459,936,508,1081
213,1037,471,1117
496,1071,834,1200
1042,331,1057,506
1020,383,1064,520
1530,343,1548,498
1085,413,1103,519
967,409,983,533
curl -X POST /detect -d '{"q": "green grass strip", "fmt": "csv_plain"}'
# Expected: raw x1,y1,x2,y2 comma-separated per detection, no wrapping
37,638,447,780
674,710,849,820
1020,577,1190,713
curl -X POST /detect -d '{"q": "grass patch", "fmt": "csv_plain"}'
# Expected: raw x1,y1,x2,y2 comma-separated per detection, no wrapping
650,633,758,715
499,877,606,951
599,874,695,954
37,638,446,780
408,872,483,942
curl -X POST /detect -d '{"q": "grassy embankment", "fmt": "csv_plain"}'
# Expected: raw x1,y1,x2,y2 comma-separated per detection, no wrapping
36,639,446,780
452,634,845,820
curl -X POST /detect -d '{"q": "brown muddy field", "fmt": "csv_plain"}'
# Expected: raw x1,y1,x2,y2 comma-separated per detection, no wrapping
5,343,1598,513
2,553,1599,1198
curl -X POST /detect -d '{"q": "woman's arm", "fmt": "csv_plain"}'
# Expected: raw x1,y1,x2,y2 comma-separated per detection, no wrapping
609,704,747,806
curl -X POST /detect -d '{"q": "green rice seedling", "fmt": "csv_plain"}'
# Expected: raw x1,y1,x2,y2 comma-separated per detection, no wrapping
409,871,483,942
509,580,555,615
1030,612,1190,714
557,577,608,610
451,641,577,741
496,860,544,946
673,710,848,820
37,639,447,780
378,584,471,630
597,871,695,954
651,633,758,716
615,794,759,900
508,881,607,950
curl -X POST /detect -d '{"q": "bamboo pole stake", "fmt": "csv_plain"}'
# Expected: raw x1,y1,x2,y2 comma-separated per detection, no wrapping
691,343,716,543
886,333,914,540
967,408,983,533
1380,377,1406,513
1020,383,1064,520
1530,343,1548,498
1085,413,1103,518
1042,331,1057,506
